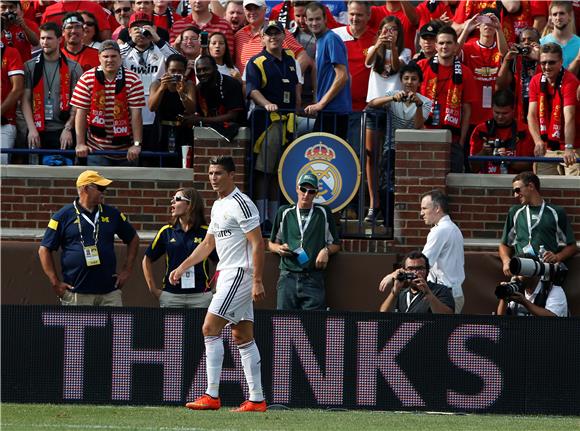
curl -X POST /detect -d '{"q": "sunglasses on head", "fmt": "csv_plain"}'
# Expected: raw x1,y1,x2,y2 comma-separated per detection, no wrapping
172,195,190,203
114,7,131,13
83,22,96,27
299,186,317,195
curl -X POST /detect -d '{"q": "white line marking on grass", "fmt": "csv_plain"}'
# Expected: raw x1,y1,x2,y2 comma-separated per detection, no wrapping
2,423,240,431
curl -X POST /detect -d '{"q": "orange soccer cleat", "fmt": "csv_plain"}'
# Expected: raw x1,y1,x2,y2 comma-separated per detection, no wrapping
185,394,221,410
231,400,267,412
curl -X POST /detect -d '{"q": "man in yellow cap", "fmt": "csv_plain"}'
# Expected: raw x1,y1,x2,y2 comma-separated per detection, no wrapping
38,170,139,306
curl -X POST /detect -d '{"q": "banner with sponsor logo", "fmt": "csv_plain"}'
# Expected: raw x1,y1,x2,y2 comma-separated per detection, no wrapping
2,306,579,415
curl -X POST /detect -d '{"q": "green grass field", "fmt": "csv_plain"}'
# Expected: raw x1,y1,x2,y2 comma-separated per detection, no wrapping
1,404,579,431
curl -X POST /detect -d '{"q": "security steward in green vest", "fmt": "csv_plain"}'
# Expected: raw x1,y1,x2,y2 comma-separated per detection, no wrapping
268,172,341,310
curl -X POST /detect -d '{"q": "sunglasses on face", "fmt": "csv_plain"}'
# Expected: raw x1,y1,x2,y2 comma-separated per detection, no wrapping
540,60,558,66
89,184,107,192
114,7,131,13
299,186,317,195
172,195,190,203
512,187,522,194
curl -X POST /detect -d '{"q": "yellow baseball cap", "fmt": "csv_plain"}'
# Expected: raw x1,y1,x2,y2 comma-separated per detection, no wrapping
76,170,113,187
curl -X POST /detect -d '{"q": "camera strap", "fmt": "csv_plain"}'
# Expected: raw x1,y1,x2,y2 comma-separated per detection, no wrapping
525,200,545,244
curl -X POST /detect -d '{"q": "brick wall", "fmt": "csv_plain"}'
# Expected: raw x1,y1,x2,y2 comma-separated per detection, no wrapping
1,167,192,232
2,130,579,254
447,179,580,240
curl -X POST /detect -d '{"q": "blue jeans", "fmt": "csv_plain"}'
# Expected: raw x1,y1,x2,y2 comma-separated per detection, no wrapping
276,270,326,311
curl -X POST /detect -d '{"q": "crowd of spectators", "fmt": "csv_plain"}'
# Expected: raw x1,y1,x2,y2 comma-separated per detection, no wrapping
1,1,579,212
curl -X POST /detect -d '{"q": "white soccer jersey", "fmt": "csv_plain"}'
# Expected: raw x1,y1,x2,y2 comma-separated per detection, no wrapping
120,41,178,124
208,187,260,271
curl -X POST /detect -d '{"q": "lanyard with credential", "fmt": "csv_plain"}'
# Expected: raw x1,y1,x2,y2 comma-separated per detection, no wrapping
296,205,314,248
525,200,545,244
73,201,101,247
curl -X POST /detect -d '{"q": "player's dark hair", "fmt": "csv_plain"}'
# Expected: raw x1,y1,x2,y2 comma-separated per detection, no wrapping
209,156,235,172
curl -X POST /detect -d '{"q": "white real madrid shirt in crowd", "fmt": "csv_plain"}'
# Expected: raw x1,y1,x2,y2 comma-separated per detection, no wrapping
208,187,260,271
120,40,178,125
422,214,465,297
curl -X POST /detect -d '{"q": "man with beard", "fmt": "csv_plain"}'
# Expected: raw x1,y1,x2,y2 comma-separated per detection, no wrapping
190,55,245,140
539,1,580,69
22,22,83,163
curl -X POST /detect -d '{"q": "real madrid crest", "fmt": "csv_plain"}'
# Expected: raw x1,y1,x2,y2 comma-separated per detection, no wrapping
278,132,361,213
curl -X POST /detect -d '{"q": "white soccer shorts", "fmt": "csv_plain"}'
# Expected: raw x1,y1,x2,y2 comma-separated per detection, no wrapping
208,267,254,324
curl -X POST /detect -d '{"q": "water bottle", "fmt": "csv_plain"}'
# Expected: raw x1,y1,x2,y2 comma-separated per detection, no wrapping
431,102,440,126
493,139,509,174
168,127,176,153
539,245,546,260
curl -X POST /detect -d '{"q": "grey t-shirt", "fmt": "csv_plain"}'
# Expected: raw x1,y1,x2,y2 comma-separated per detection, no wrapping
24,56,83,132
394,281,455,313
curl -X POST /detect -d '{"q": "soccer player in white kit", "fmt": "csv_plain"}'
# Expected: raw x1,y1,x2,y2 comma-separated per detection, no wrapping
169,156,266,412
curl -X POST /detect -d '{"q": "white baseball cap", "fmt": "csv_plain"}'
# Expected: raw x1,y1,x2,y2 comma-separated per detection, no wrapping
243,0,266,8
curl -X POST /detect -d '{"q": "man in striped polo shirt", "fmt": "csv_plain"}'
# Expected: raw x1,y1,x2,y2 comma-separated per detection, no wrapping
169,0,234,52
71,40,145,166
170,155,267,412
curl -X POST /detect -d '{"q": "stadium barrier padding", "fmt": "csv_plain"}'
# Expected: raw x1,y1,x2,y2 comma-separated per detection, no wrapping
2,305,579,415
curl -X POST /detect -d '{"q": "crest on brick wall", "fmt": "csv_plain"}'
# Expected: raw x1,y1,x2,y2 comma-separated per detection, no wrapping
278,132,361,213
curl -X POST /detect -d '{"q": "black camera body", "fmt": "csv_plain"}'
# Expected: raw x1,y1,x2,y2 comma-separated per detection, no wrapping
514,44,531,56
396,271,417,282
139,27,152,38
495,279,523,300
2,11,17,22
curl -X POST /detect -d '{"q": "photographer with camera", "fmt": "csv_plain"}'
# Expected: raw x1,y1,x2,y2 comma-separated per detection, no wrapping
496,254,568,317
120,11,179,166
379,251,454,314
499,172,577,277
0,0,39,62
469,89,534,174
148,53,196,167
495,27,541,127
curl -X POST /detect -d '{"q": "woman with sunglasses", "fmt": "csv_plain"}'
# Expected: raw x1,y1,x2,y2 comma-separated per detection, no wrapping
143,188,217,308
81,12,102,49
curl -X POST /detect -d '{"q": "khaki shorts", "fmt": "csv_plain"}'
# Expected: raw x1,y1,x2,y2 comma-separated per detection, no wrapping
159,291,213,308
60,289,123,306
534,149,580,176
